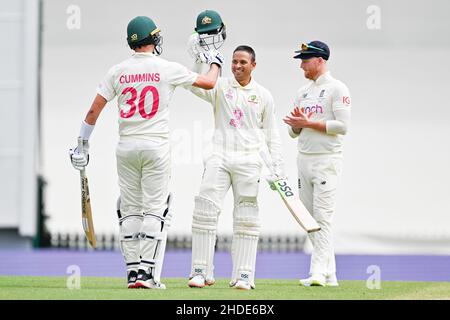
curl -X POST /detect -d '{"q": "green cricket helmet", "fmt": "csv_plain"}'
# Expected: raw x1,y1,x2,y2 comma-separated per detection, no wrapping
195,10,226,50
127,16,163,55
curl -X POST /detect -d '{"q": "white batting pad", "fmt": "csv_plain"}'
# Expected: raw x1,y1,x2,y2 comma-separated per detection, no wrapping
231,203,260,285
139,216,163,274
191,196,220,279
119,216,142,272
153,194,172,283
231,234,259,286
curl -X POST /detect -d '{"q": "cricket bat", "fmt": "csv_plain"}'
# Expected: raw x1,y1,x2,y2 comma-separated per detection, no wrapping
78,137,97,248
260,150,321,233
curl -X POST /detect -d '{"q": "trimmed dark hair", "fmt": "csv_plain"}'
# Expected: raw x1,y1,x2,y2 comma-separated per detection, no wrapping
233,45,256,62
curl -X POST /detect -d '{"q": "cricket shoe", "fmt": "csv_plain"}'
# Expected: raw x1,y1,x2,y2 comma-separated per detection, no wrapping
188,275,216,288
325,274,339,287
127,270,138,289
299,274,326,287
134,269,166,289
233,280,252,290
229,280,255,290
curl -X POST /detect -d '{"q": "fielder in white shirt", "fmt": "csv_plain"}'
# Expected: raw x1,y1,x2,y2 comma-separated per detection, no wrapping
186,45,284,290
284,41,351,287
69,16,223,289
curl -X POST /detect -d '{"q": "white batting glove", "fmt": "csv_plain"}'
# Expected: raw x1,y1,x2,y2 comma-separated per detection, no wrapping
206,49,224,68
187,32,209,64
69,140,89,171
266,164,286,191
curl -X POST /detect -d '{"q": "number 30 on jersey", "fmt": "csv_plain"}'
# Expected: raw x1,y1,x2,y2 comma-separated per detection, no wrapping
120,85,159,119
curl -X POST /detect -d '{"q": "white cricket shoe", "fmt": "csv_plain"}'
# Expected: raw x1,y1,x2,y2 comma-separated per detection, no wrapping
188,275,215,288
326,274,339,287
232,280,253,290
299,274,326,287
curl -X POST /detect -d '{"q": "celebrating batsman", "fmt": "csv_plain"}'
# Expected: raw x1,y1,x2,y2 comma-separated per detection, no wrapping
69,16,223,289
187,12,284,289
284,41,351,287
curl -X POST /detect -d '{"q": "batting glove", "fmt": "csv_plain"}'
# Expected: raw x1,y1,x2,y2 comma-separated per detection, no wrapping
207,49,224,68
266,164,286,191
69,140,89,171
187,32,209,64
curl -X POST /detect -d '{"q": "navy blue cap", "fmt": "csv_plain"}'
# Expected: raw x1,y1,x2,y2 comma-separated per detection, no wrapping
293,41,330,60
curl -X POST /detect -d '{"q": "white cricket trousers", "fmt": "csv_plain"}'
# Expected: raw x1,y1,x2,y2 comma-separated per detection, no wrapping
116,139,170,218
297,152,343,277
191,152,262,284
199,152,262,207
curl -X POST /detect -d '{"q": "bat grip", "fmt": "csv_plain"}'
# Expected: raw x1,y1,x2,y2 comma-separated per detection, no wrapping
77,137,87,175
77,137,84,153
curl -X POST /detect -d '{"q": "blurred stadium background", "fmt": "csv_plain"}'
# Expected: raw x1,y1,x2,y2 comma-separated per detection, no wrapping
1,0,450,282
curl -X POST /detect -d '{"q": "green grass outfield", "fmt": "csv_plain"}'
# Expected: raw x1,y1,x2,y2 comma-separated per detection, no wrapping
0,276,449,300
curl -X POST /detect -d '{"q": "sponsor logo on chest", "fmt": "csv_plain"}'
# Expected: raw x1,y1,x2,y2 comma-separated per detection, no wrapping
304,105,324,114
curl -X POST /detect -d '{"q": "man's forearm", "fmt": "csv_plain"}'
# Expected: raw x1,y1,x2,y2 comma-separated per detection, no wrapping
305,120,327,133
85,94,107,125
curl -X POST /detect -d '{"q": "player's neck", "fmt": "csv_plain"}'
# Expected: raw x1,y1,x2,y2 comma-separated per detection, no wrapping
311,68,327,81
236,76,252,87
134,45,155,53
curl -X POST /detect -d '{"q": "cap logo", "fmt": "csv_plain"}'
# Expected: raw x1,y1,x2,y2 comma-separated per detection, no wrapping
202,16,212,25
131,34,138,41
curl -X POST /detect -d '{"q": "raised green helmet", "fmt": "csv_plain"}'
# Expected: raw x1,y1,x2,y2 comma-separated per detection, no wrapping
195,10,226,50
127,16,162,54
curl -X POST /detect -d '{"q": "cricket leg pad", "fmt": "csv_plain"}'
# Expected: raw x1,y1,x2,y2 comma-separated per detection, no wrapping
119,216,143,272
153,193,173,283
190,196,220,281
139,215,164,277
231,202,260,287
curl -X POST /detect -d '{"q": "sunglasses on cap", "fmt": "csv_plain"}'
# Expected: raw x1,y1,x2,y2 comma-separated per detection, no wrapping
299,43,325,52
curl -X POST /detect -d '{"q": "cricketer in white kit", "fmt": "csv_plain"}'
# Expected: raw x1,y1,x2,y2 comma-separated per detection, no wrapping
69,16,224,289
284,41,351,287
186,44,284,290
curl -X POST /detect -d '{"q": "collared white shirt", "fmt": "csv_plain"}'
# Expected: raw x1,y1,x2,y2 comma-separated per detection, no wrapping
289,72,351,154
188,77,283,166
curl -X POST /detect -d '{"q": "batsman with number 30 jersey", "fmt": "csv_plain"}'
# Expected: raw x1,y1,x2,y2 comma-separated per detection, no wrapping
69,16,223,289
284,41,351,287
186,44,284,290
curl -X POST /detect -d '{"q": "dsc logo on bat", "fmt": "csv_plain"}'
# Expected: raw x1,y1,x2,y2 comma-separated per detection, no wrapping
276,180,294,197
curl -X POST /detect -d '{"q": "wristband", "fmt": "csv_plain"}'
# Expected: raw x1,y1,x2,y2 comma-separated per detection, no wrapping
79,120,95,140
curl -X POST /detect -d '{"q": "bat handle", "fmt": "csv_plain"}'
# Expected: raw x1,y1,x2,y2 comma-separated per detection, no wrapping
77,137,84,154
77,137,86,175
